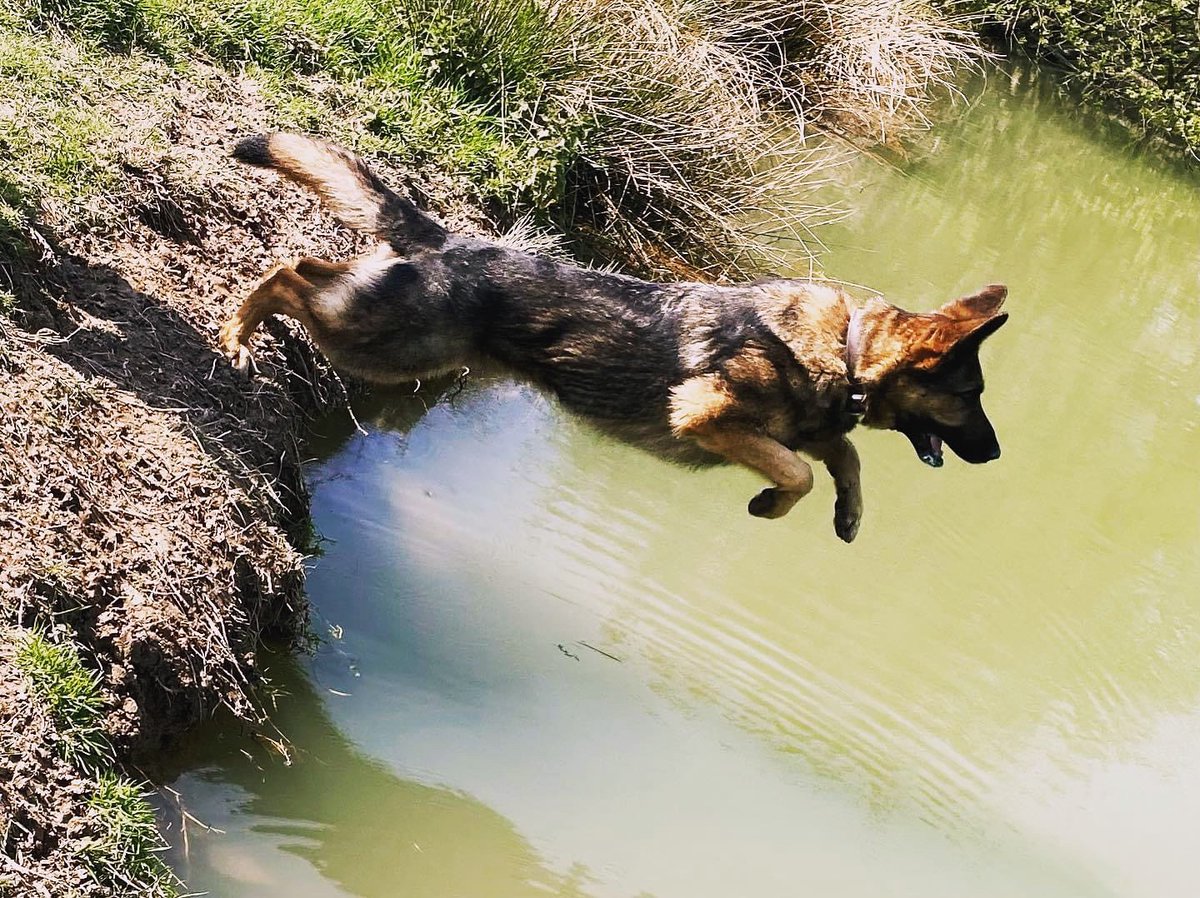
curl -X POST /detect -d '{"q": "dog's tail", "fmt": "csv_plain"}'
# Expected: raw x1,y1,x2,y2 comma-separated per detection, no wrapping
232,133,446,253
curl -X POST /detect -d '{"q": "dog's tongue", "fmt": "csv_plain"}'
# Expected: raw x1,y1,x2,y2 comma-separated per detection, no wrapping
921,434,944,468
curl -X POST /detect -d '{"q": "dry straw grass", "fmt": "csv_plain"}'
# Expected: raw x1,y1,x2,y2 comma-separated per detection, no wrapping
531,0,980,275
12,0,977,277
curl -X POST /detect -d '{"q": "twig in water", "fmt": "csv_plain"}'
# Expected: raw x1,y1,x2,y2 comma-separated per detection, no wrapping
578,641,622,662
447,366,471,400
328,367,367,436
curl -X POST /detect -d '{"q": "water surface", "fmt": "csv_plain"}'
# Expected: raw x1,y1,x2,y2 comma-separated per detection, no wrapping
165,68,1200,898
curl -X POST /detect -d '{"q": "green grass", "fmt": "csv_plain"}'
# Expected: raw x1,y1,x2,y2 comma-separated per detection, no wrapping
0,13,174,309
84,773,177,895
947,0,1200,155
0,193,31,295
5,0,974,275
13,629,178,897
14,630,113,770
0,48,49,288
0,11,174,287
0,22,120,199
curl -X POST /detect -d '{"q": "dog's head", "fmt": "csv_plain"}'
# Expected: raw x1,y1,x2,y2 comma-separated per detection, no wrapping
853,285,1009,467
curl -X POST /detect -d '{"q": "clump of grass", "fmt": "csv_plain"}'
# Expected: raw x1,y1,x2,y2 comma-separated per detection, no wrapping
84,773,177,896
14,629,113,770
546,0,969,272
0,24,116,199
13,630,179,896
790,0,979,140
12,0,975,275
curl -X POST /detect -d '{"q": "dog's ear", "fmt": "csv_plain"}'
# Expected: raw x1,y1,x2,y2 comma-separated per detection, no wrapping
937,284,1007,321
912,312,1009,371
954,311,1008,350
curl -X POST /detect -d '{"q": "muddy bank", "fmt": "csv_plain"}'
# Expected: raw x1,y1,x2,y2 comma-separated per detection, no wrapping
0,59,488,894
0,646,101,895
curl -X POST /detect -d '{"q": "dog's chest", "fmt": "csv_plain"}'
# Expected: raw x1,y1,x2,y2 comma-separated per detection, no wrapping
777,368,860,446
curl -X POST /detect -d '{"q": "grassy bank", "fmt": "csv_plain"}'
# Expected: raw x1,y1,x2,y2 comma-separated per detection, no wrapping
9,0,975,276
2,15,340,894
948,0,1200,157
2,0,973,893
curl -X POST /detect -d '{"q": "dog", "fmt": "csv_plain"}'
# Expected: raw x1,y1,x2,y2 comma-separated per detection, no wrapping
221,133,1008,543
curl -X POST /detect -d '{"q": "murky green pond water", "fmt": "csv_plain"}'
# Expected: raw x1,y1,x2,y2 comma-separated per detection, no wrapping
164,69,1200,897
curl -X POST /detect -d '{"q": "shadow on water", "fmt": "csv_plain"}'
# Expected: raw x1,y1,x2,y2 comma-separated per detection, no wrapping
158,651,600,898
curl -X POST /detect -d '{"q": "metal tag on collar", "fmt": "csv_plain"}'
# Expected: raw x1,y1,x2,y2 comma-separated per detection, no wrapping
848,392,867,418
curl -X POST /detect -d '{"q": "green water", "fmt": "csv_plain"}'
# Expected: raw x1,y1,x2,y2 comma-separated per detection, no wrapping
163,69,1200,897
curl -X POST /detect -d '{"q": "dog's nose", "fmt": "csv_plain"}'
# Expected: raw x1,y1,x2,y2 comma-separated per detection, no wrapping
988,445,1001,461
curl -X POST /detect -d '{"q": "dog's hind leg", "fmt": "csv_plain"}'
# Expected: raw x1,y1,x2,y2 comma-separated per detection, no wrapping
804,436,862,543
690,427,815,520
220,257,349,373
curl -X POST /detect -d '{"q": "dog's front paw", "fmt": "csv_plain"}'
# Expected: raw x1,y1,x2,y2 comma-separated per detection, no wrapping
748,487,797,520
218,319,258,377
833,494,862,543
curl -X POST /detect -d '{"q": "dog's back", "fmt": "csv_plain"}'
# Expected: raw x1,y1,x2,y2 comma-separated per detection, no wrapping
223,133,1008,541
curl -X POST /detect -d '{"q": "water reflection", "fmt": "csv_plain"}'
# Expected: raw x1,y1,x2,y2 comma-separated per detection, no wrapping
161,653,597,898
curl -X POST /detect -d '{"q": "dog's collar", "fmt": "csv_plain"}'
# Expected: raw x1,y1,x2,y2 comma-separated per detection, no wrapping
845,307,867,419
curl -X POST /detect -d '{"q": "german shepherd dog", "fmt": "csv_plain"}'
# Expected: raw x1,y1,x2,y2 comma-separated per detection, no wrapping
222,134,1008,542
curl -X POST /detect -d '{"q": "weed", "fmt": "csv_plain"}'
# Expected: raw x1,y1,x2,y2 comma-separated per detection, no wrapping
83,773,178,896
12,630,180,896
14,630,114,770
947,0,1200,155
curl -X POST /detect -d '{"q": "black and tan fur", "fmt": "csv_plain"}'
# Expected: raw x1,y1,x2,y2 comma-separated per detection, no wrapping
222,133,1009,542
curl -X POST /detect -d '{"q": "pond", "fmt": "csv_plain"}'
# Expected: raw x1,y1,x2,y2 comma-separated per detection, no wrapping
162,67,1200,897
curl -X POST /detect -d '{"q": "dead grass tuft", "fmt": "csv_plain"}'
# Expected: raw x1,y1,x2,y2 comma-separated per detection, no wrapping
546,0,979,275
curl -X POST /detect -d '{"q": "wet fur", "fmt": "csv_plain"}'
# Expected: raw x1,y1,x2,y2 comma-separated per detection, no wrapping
222,134,1009,542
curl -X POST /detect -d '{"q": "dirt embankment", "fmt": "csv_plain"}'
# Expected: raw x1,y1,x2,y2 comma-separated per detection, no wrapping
0,62,484,895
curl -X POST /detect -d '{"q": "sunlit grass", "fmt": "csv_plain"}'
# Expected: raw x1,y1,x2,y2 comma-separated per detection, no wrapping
944,0,1200,155
84,773,178,896
7,0,975,275
12,629,179,896
14,629,113,771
